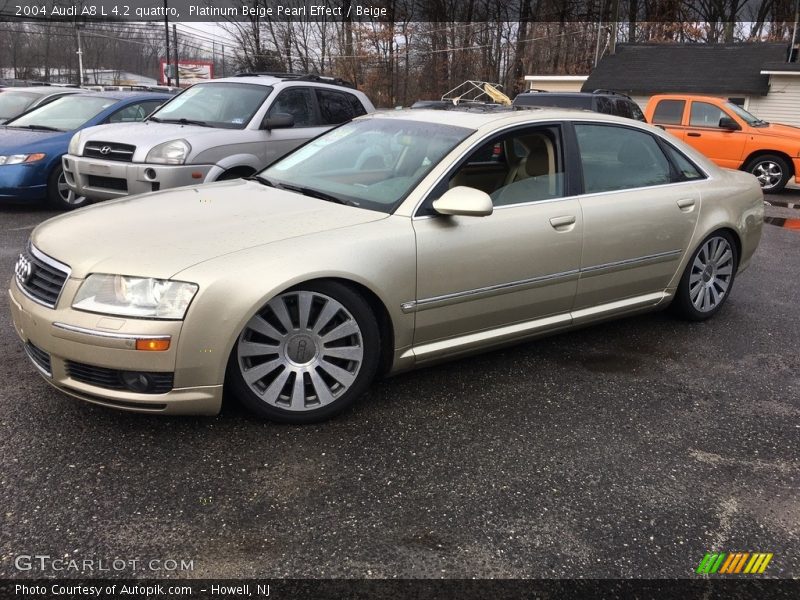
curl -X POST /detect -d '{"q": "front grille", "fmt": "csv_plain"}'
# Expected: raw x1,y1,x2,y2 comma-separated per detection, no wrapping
24,341,52,376
83,141,136,162
65,361,174,394
87,175,128,191
14,245,70,308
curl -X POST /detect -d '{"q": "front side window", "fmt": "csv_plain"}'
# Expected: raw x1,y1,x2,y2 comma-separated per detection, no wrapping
267,88,316,127
261,118,472,214
151,82,272,129
575,124,673,193
6,95,117,131
689,102,729,128
652,100,685,125
442,126,565,207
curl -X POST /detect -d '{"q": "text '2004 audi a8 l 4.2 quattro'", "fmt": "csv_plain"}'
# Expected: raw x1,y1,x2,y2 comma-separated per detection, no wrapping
9,109,763,423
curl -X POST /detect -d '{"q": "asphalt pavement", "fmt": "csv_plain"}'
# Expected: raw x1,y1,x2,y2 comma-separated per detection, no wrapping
0,194,798,580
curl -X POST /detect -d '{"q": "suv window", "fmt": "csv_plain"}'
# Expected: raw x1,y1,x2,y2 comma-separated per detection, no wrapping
575,124,673,193
689,101,728,128
268,87,317,127
652,100,686,125
316,89,364,125
629,102,646,122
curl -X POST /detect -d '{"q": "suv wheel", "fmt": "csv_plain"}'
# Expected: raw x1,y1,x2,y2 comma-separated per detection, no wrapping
745,154,790,192
228,281,381,423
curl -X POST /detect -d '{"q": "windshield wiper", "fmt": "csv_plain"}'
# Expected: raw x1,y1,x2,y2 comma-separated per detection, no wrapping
278,183,355,206
156,117,210,127
8,124,63,132
248,175,276,187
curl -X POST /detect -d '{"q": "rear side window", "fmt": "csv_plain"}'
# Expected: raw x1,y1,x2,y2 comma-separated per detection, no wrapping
575,124,673,193
594,96,615,115
316,89,363,125
652,100,685,125
663,144,706,180
629,102,646,122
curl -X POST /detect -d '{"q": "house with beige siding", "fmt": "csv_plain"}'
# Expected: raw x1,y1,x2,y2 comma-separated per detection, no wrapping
582,43,800,127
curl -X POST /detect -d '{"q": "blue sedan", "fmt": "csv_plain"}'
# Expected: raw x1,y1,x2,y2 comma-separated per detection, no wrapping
0,91,170,209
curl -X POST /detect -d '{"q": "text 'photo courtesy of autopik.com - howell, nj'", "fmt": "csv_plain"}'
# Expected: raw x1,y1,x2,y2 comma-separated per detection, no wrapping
0,1,799,599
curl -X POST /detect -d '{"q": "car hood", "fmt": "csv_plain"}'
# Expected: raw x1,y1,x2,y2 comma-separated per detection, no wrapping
32,179,389,280
0,126,68,152
752,122,800,141
77,121,249,161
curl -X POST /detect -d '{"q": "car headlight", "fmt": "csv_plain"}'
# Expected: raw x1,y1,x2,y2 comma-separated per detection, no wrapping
0,153,46,165
73,274,198,319
145,139,191,165
68,132,81,155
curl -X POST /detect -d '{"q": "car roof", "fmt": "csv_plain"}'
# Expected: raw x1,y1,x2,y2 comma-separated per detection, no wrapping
364,107,643,130
0,86,81,96
80,91,173,101
194,76,281,87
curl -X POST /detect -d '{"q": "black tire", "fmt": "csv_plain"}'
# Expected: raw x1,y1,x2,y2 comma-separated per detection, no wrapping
671,231,739,321
744,154,791,193
46,164,89,210
227,281,381,423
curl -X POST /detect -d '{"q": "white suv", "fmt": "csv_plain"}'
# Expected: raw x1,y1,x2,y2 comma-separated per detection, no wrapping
63,74,375,201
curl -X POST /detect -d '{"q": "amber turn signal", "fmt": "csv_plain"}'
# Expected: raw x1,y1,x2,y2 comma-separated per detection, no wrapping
135,338,170,351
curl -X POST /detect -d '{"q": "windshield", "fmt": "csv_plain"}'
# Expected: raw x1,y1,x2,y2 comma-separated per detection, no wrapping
0,91,38,119
150,82,272,129
725,102,767,126
260,117,473,214
7,95,117,131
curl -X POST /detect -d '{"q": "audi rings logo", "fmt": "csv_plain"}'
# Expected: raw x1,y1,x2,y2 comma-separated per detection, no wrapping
99,146,112,155
14,253,32,285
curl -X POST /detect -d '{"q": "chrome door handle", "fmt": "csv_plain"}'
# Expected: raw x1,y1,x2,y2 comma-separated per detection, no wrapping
549,215,576,231
677,198,696,211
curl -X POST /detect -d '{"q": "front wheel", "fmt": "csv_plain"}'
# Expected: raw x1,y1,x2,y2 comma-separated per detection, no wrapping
671,231,738,321
228,281,381,423
744,154,791,193
47,164,89,210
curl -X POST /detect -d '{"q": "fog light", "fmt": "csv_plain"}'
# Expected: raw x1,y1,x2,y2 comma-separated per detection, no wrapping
120,371,153,393
145,168,157,180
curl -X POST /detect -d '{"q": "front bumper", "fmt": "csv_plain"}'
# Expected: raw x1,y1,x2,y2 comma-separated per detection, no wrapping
0,162,47,201
8,280,223,415
793,157,800,184
62,154,219,201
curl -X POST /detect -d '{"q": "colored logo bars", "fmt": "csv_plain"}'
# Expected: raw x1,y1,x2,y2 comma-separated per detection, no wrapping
696,552,773,574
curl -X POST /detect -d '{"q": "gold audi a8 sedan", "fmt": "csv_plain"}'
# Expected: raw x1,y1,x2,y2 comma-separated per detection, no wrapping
9,109,763,423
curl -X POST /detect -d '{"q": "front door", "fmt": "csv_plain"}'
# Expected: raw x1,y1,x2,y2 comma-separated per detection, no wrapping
411,124,583,362
683,100,747,169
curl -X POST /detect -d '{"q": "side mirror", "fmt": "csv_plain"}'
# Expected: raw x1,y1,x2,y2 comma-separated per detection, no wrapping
262,112,294,130
719,116,741,131
432,186,493,217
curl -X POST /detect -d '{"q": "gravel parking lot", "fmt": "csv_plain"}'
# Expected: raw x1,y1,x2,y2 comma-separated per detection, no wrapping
0,195,798,580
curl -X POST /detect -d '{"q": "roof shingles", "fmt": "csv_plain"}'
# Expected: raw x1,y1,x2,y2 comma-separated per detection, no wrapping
582,43,789,96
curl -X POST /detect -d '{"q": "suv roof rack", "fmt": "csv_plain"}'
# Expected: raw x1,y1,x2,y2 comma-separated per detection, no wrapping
592,89,633,100
233,72,356,89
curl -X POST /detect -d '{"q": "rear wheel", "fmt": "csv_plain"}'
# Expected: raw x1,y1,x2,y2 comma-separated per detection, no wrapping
47,164,88,210
228,281,380,423
744,154,791,193
672,231,738,321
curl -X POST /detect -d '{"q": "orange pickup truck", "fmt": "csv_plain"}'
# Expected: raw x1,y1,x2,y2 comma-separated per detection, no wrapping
645,94,800,192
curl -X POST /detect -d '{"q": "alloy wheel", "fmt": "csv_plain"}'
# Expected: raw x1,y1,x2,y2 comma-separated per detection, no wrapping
237,290,365,411
688,236,734,313
57,171,86,206
752,160,782,190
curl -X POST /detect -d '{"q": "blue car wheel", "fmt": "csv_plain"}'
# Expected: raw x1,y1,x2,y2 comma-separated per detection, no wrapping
47,164,88,210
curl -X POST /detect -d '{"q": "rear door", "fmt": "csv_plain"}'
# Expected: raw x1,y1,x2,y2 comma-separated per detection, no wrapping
572,122,703,321
649,98,688,141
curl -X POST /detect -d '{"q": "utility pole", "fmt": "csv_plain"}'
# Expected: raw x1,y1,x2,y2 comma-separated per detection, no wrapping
164,0,171,85
173,24,180,87
75,23,84,86
222,45,226,77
